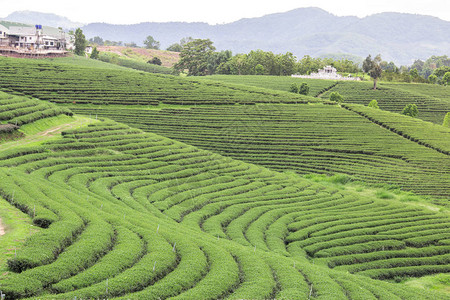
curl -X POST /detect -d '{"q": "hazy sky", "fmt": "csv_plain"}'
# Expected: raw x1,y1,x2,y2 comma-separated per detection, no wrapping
1,0,449,24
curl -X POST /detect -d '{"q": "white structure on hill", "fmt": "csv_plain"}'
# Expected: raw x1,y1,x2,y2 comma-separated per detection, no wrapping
0,21,72,54
292,65,360,81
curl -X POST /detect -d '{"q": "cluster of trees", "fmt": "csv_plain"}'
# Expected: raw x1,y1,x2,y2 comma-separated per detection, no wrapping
81,32,450,86
379,55,450,85
173,38,360,76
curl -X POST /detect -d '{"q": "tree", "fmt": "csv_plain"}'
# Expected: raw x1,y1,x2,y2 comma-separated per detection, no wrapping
363,54,383,90
255,64,265,75
74,28,87,56
166,37,193,52
443,72,450,85
428,74,437,84
173,39,216,76
207,50,232,75
362,55,373,73
148,57,162,65
298,83,310,96
143,36,160,50
89,36,104,46
289,83,299,93
402,104,419,117
90,47,100,59
166,43,183,52
368,99,379,109
443,112,450,127
330,92,344,103
125,42,138,48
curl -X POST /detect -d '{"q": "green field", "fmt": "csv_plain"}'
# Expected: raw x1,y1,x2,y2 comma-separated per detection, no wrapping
0,56,319,106
203,75,450,125
69,104,450,201
0,57,448,299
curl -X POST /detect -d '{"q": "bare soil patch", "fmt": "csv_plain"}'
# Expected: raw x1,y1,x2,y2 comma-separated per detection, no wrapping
0,219,5,236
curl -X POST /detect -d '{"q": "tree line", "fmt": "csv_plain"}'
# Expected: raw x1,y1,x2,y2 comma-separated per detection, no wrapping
80,31,450,85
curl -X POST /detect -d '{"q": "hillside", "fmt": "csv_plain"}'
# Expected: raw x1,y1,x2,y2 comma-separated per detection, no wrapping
0,57,448,299
0,113,448,299
80,8,450,65
97,46,180,68
70,103,450,202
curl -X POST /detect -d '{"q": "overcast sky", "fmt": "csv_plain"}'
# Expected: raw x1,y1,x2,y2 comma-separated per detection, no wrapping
1,0,449,24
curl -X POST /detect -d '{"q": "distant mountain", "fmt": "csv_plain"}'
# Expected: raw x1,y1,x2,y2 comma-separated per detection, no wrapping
3,8,449,65
81,7,450,65
3,11,84,30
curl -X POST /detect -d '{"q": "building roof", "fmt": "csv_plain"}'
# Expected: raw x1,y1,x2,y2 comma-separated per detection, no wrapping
0,21,63,38
0,21,33,29
8,26,36,36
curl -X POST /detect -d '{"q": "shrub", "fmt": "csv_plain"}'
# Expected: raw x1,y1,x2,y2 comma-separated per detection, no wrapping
428,74,437,84
298,83,310,96
402,104,419,117
443,112,450,127
368,99,379,109
148,57,162,66
329,92,344,103
289,83,299,93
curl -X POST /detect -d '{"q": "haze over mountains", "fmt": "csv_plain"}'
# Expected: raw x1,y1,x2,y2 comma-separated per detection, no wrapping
3,8,450,65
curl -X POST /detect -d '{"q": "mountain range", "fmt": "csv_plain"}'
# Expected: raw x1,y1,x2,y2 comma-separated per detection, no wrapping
3,8,450,65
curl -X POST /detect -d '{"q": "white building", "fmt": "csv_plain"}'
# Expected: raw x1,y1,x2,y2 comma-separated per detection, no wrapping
292,65,361,81
0,21,70,52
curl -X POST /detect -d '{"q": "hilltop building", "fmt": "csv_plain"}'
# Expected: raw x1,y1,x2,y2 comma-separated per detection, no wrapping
292,65,360,81
0,21,73,57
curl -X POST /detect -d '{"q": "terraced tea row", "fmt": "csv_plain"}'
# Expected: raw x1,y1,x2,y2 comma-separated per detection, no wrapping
200,75,338,97
0,91,72,126
69,104,450,200
0,119,448,299
320,81,450,124
0,57,318,106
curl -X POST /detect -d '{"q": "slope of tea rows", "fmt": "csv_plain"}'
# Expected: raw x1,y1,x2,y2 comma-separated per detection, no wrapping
320,81,450,124
0,91,72,127
200,75,337,97
0,119,448,299
0,57,318,106
69,104,450,200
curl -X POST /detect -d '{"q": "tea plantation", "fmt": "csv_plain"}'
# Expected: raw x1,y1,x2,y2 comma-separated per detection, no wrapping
70,104,450,201
320,81,450,125
0,57,319,106
0,119,448,299
0,56,448,299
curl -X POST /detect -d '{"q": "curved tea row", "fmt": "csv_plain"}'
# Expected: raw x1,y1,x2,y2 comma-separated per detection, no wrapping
0,120,448,299
69,104,450,200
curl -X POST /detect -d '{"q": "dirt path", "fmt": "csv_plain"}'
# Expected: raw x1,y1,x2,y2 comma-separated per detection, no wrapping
0,116,97,152
0,218,5,236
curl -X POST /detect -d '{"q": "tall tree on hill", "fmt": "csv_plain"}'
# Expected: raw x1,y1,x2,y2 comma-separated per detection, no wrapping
74,28,87,56
174,39,216,76
363,54,383,90
143,36,160,50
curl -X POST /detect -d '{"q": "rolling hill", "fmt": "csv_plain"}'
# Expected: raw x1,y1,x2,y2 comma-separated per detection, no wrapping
0,56,448,299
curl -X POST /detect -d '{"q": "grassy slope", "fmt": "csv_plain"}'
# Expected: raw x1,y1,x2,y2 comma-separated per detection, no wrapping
97,46,180,68
0,119,448,299
202,75,449,125
200,75,337,97
69,103,450,202
320,81,450,124
0,60,448,296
